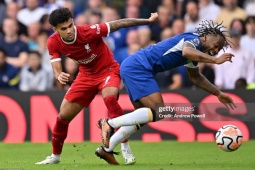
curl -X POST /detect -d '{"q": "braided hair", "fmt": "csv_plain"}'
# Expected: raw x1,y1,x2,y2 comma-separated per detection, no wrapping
195,20,231,51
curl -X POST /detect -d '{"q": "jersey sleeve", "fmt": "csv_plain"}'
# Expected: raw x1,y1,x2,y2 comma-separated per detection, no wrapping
80,23,110,40
47,37,61,63
184,34,200,68
184,34,201,50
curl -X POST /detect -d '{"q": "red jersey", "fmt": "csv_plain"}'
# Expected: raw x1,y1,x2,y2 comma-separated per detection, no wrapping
47,23,117,74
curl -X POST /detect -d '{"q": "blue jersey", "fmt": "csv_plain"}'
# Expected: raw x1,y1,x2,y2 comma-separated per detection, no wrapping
133,33,201,74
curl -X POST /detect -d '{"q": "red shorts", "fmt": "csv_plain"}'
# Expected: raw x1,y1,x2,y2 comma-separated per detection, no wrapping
65,64,120,107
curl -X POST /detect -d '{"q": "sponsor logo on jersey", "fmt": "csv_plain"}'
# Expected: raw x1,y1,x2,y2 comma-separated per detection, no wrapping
84,43,91,53
73,54,97,64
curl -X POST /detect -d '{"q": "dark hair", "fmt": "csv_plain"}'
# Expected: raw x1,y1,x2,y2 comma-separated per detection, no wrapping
195,20,230,50
235,78,247,89
49,8,74,27
0,48,6,56
245,16,255,25
28,51,42,59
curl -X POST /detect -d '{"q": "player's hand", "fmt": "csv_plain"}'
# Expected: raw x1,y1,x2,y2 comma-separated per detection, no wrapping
57,72,70,84
215,53,234,64
217,92,237,110
148,12,158,23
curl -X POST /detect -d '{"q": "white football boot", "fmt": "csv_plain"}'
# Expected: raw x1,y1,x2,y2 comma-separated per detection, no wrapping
121,146,136,165
35,155,60,164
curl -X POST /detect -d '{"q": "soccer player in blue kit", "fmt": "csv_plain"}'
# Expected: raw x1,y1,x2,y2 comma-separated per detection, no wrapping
96,21,236,164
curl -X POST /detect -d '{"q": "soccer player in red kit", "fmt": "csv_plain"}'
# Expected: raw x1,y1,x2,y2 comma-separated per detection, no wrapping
35,8,158,165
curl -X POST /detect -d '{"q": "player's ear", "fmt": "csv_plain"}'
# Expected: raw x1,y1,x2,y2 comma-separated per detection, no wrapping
202,35,207,42
52,27,57,32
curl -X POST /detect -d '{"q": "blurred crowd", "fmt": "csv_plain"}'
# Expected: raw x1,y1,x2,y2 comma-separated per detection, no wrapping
0,0,255,92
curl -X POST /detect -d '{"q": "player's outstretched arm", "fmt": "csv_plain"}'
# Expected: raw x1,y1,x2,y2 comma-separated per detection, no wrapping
186,67,236,110
182,42,234,64
108,12,158,33
51,61,70,84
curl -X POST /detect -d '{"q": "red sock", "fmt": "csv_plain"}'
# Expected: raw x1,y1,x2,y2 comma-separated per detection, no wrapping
52,117,69,155
104,95,123,118
104,95,128,143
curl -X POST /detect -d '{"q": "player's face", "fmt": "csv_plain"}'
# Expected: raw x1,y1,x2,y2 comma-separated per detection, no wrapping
54,18,75,42
202,35,224,56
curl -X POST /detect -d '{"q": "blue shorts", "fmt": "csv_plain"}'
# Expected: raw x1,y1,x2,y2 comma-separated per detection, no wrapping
120,55,159,102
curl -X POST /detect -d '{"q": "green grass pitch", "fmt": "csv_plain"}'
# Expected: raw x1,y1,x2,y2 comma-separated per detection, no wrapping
0,141,254,170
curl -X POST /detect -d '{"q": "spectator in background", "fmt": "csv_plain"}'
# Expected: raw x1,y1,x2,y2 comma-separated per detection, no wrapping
160,27,173,40
241,15,255,84
115,30,139,64
85,9,102,25
137,27,152,48
241,16,255,57
161,0,176,16
23,21,50,67
150,5,172,42
19,51,53,91
230,18,246,35
235,78,247,89
87,0,105,11
17,0,46,26
215,29,255,89
0,0,5,29
176,0,185,18
199,0,220,21
171,18,185,36
62,0,82,18
40,14,54,35
125,3,139,18
24,22,42,51
215,0,247,30
126,0,150,18
102,7,128,57
74,13,87,25
72,0,87,12
0,18,29,68
0,48,20,90
245,0,255,16
184,0,201,33
4,1,27,36
125,4,150,34
44,0,62,14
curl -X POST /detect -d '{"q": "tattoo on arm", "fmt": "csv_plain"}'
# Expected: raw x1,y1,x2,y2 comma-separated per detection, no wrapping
186,67,220,96
108,18,150,32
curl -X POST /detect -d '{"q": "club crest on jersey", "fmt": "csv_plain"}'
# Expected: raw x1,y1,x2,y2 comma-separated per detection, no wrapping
192,38,200,46
85,43,91,53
